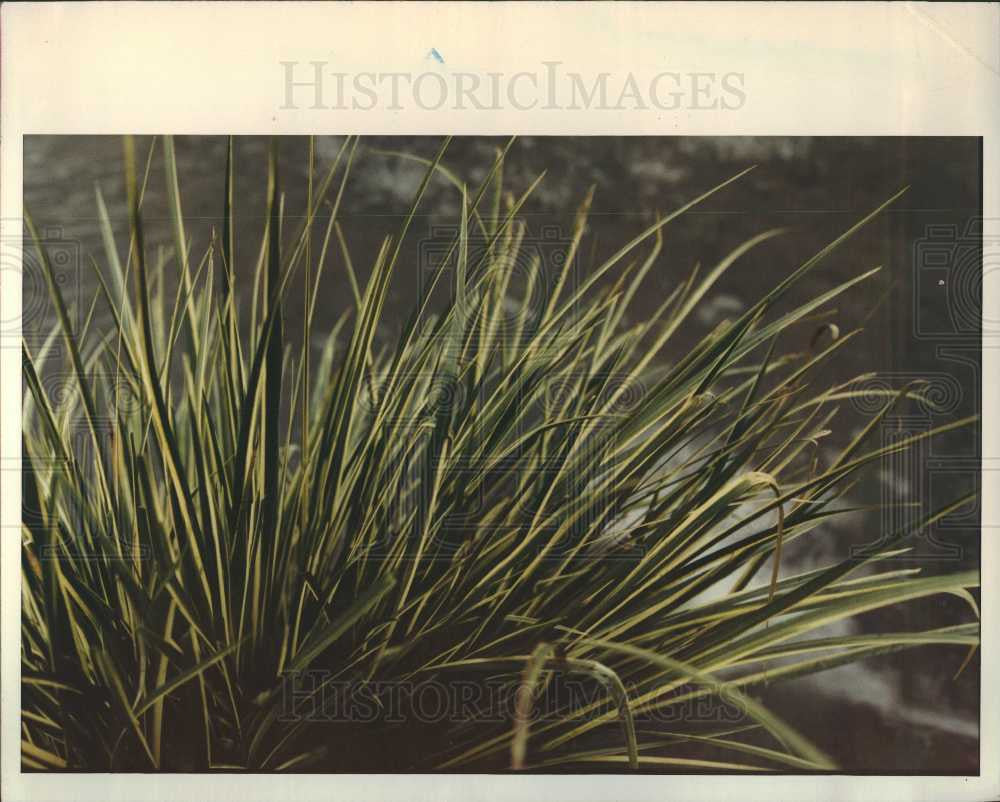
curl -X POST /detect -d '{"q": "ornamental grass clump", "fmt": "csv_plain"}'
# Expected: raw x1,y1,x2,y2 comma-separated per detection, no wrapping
21,136,978,772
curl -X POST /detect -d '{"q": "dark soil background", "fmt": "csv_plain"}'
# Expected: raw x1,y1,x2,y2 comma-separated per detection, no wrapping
23,135,982,772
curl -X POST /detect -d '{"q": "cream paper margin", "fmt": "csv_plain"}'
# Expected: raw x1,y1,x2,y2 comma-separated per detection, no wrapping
1,2,997,800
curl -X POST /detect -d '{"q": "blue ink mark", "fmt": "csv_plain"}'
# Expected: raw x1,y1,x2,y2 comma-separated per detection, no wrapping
427,48,445,64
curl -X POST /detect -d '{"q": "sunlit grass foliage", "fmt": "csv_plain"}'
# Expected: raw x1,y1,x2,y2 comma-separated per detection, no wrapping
21,136,978,771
